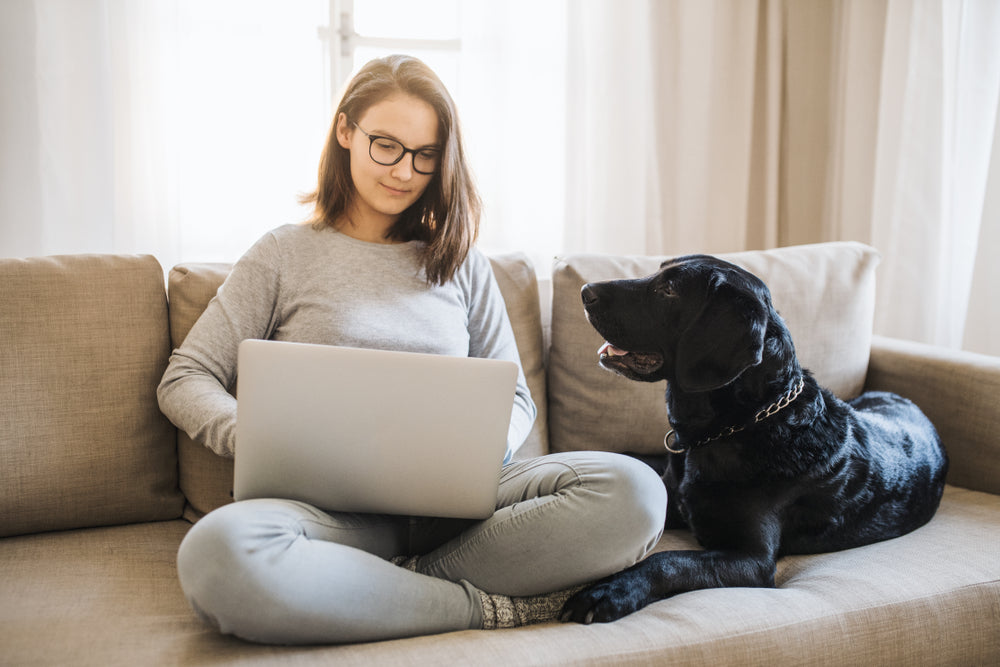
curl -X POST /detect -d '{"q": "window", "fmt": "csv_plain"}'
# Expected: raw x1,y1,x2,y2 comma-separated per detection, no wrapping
175,1,566,270
327,1,569,272
174,0,330,262
334,0,462,93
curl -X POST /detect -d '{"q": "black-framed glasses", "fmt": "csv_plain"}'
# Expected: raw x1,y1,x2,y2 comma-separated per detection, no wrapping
353,122,440,175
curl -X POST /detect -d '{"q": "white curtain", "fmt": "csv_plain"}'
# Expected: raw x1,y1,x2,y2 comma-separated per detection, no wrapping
455,0,568,272
1,1,170,260
3,0,999,356
0,0,327,273
565,0,768,256
870,0,1000,350
564,0,1000,356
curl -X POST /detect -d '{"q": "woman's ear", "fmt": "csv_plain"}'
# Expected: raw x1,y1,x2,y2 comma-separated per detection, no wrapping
335,113,352,150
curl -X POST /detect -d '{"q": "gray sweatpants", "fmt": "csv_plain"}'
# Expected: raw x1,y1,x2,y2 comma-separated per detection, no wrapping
176,451,667,644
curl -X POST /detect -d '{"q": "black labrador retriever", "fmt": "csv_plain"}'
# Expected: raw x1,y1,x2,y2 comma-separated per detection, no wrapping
561,255,948,624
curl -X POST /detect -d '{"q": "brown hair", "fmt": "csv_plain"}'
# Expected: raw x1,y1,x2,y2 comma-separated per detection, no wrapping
301,55,481,285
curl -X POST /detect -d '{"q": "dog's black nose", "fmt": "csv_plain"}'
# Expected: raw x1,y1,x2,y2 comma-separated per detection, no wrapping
581,283,600,307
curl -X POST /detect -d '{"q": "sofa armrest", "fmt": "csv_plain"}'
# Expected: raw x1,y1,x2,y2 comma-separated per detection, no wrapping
864,335,1000,495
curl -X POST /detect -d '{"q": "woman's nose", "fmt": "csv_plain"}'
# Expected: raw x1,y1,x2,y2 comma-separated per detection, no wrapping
391,153,416,180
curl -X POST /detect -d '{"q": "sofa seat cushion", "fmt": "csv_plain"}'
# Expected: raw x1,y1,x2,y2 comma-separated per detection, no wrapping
630,484,1000,665
0,254,182,537
1,521,196,665
166,252,548,521
3,485,996,665
548,242,880,454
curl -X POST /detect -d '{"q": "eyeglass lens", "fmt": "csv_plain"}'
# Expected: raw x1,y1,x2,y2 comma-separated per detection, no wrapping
369,136,439,174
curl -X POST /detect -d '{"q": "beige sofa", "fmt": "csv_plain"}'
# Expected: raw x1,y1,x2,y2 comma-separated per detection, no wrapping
2,242,999,665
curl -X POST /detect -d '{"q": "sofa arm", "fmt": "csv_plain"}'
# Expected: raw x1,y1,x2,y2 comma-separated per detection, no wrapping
864,335,1000,495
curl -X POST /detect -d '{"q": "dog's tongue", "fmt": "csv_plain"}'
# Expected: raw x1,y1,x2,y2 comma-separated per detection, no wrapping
598,341,629,357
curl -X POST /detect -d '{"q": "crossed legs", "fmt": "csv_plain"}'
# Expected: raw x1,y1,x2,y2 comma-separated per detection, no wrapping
177,451,666,644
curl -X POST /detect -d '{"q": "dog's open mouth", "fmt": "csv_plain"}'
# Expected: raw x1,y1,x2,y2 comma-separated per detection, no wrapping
598,341,664,377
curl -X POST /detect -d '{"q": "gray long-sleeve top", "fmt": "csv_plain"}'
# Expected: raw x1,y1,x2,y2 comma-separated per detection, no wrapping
157,223,535,463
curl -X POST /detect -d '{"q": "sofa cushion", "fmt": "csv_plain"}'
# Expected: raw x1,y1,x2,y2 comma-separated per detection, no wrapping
1,486,996,664
167,253,548,520
486,253,549,460
548,242,880,454
0,254,183,537
165,263,237,522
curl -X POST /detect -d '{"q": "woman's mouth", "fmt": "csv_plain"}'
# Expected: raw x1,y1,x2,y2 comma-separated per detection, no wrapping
380,182,410,196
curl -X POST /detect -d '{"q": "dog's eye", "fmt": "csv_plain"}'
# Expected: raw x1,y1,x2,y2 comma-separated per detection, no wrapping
655,283,676,298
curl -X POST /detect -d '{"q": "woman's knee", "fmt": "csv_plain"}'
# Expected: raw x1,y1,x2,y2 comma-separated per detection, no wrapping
176,500,306,638
179,500,293,580
561,451,667,557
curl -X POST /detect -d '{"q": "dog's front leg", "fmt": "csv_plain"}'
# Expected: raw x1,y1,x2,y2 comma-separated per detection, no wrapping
561,549,777,624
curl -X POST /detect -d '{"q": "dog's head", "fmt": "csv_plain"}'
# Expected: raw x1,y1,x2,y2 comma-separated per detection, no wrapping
581,255,773,392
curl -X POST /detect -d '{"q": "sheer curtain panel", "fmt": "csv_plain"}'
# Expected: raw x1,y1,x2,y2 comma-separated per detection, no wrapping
2,0,998,355
563,0,1000,355
0,0,327,272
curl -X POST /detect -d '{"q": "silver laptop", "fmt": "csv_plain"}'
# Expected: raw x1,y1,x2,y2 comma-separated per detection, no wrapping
233,339,518,519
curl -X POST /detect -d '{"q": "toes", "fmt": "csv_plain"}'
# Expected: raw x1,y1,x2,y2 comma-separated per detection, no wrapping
560,585,634,625
560,589,599,624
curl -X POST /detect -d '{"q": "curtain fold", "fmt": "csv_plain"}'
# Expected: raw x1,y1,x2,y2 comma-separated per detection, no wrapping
963,105,1000,354
0,0,44,255
871,0,1000,350
563,0,1000,355
564,0,765,256
2,0,998,355
457,0,567,272
0,0,326,272
0,0,182,265
563,0,660,255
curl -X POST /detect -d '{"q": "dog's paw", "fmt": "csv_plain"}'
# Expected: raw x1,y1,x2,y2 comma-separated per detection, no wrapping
559,574,651,625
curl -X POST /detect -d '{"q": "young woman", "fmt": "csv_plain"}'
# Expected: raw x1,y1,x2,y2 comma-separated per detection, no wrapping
158,55,666,645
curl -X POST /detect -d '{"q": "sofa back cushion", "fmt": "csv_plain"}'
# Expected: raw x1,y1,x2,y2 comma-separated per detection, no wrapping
547,242,881,455
168,252,548,520
0,255,183,537
166,263,237,521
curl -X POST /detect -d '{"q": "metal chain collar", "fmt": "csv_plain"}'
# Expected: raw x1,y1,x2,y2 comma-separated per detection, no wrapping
663,375,806,454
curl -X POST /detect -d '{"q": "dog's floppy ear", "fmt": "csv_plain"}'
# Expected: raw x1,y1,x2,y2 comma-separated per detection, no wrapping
674,275,767,392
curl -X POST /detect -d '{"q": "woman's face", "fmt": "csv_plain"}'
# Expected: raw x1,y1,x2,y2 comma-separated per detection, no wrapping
337,93,440,234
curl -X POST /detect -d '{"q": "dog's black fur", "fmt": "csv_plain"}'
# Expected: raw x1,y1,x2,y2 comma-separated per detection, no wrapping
561,255,948,624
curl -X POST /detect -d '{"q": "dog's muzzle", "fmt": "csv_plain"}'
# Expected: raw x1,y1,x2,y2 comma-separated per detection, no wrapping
598,341,664,376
